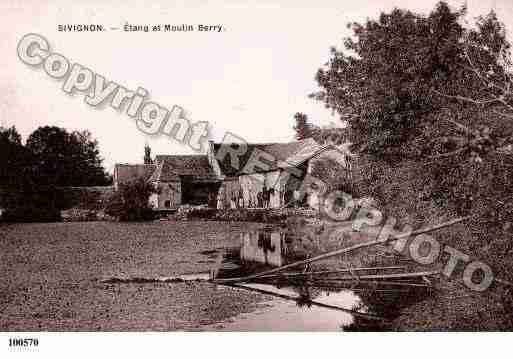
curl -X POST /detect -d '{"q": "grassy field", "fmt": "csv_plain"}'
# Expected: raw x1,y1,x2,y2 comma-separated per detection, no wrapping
0,221,270,331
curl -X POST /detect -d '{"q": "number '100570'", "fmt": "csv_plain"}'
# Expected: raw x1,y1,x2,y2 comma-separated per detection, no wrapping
9,338,38,347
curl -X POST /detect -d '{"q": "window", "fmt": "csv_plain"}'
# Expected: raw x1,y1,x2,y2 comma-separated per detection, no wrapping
164,200,171,208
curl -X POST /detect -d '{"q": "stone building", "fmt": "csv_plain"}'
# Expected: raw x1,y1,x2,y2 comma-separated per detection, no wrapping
113,138,352,210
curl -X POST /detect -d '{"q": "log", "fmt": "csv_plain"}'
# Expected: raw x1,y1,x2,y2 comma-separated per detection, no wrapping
227,283,388,321
256,270,438,282
288,283,425,291
340,288,410,293
299,270,440,281
267,278,432,289
213,216,470,284
355,280,432,288
251,266,407,280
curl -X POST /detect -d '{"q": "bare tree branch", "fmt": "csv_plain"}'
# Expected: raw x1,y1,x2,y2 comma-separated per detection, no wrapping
428,146,467,160
433,88,504,107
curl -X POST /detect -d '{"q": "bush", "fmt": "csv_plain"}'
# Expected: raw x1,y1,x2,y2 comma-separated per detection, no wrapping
1,185,63,223
104,179,157,221
168,207,287,223
214,209,287,223
2,205,61,223
59,187,112,210
310,157,354,195
61,208,99,222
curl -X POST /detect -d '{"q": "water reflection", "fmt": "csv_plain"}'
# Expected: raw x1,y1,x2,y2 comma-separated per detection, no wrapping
207,228,433,331
240,231,285,267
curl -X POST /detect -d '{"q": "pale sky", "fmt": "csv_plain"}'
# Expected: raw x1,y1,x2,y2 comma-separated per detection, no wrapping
1,0,511,171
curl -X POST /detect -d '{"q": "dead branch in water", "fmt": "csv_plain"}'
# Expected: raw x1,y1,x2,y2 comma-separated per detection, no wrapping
268,272,438,283
353,280,432,288
270,278,433,289
213,216,470,284
264,275,436,289
252,266,407,281
227,283,389,322
290,283,429,291
306,270,440,281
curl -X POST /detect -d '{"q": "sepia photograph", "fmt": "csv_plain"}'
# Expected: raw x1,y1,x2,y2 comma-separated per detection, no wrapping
1,0,513,356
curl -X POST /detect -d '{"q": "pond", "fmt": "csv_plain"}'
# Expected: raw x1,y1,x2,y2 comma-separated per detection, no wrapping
0,221,434,331
200,227,433,331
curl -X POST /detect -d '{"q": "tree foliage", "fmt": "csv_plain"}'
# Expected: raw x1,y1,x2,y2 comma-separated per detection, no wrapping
292,112,348,145
310,1,513,226
312,2,511,160
0,126,31,189
310,157,352,194
104,178,157,221
0,126,111,222
26,126,112,187
309,4,513,326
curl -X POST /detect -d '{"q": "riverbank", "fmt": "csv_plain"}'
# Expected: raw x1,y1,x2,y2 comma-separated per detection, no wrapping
288,218,513,330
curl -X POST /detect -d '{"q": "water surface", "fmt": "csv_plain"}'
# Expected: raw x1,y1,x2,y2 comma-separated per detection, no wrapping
201,227,432,331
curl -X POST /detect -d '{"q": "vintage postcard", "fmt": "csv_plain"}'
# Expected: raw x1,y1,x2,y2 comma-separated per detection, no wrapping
1,0,512,356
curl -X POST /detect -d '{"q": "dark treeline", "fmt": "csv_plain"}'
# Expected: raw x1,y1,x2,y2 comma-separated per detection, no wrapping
0,125,112,222
295,1,513,329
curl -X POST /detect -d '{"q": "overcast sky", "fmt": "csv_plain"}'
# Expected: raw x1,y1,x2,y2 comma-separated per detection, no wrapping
1,0,511,171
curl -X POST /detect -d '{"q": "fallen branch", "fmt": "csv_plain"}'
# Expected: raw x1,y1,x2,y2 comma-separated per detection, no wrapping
494,277,513,287
251,266,407,281
227,283,388,322
428,147,467,160
213,216,470,284
256,270,437,283
282,280,432,290
338,288,410,293
316,270,440,281
357,280,432,288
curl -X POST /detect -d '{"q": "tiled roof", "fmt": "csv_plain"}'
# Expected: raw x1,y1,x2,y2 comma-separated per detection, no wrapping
114,164,156,185
151,155,218,182
114,139,345,184
212,138,328,175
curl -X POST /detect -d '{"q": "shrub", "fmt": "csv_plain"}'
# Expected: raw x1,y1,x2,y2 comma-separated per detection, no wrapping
1,185,63,223
169,207,287,223
104,179,157,221
2,205,61,223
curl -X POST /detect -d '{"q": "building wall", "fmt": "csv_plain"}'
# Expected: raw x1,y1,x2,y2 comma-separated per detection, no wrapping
216,178,240,209
207,141,223,178
150,181,181,209
217,170,296,209
239,171,287,208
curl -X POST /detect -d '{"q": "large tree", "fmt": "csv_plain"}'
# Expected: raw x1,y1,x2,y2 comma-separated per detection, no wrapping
311,2,511,160
0,126,29,187
26,126,111,187
292,112,348,145
0,126,62,222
